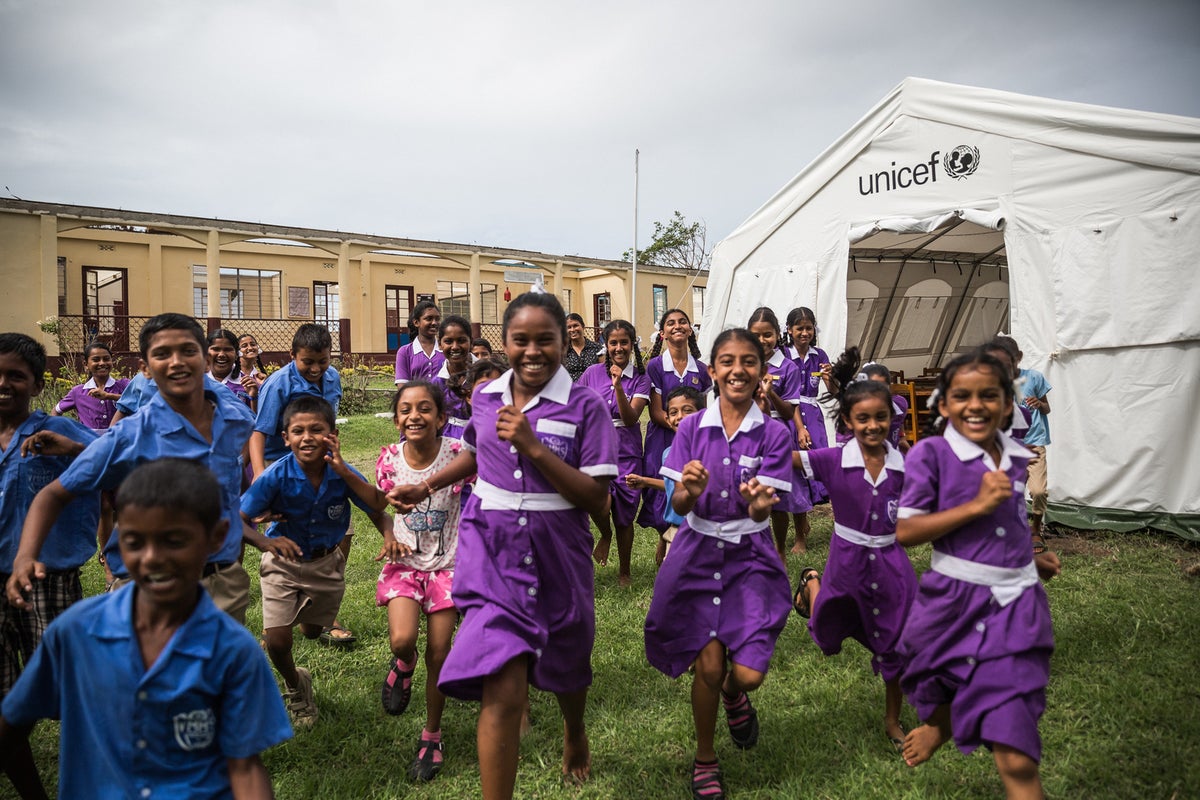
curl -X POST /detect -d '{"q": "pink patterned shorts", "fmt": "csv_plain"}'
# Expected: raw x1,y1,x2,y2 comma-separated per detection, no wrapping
376,565,456,614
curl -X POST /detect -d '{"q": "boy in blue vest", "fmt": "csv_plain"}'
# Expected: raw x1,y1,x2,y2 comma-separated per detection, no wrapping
7,313,257,623
242,396,389,727
0,459,292,799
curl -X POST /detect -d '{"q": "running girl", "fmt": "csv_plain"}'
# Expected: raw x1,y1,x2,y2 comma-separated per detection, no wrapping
53,341,128,431
644,328,793,800
395,300,444,385
783,306,831,551
578,320,650,586
376,379,467,782
431,315,474,441
207,329,252,408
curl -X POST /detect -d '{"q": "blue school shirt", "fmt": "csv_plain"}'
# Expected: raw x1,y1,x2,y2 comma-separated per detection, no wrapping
0,412,100,573
253,362,343,462
659,444,685,526
1,584,292,800
1017,368,1052,446
240,454,373,557
60,377,254,573
114,373,159,416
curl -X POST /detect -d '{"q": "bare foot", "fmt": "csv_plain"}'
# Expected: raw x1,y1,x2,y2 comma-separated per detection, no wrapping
885,721,906,752
790,539,807,555
562,729,591,785
903,723,950,767
617,573,632,589
592,537,611,567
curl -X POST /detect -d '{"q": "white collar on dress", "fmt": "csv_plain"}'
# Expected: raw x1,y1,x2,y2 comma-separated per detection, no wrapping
767,349,785,368
840,437,905,485
698,398,764,441
943,423,1033,472
659,350,699,377
436,362,452,380
619,361,635,380
82,376,114,391
481,365,573,410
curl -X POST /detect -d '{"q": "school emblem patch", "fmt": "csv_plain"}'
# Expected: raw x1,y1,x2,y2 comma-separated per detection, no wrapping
537,434,571,461
173,708,216,751
887,500,899,525
327,502,347,520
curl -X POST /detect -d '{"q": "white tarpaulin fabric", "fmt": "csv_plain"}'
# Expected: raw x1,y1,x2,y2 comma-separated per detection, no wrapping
703,78,1200,538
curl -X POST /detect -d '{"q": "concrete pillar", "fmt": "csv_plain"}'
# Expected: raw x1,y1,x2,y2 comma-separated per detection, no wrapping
205,229,221,332
554,260,563,302
39,214,59,355
337,240,353,355
469,252,482,340
359,251,372,355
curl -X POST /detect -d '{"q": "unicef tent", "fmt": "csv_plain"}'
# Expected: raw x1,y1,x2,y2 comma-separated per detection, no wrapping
702,78,1200,539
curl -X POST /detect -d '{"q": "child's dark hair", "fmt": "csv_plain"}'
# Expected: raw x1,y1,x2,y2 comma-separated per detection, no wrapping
646,308,703,362
238,333,267,373
566,312,586,328
708,328,766,397
859,361,891,382
471,338,493,354
824,347,894,435
602,320,645,375
439,315,472,341
115,458,222,532
408,300,440,339
292,323,332,354
139,313,206,359
83,340,113,362
502,291,568,344
281,395,336,430
0,332,46,379
747,306,783,349
784,306,819,348
664,384,705,410
207,328,242,378
392,378,444,419
924,347,1016,436
992,335,1021,359
452,357,506,401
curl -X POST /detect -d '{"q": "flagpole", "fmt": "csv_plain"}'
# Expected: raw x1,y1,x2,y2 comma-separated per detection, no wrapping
631,148,639,328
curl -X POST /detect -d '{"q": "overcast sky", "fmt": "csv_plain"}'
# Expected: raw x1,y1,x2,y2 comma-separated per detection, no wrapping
2,0,1197,261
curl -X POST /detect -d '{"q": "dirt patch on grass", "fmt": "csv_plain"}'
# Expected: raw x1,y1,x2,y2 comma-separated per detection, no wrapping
1045,528,1119,558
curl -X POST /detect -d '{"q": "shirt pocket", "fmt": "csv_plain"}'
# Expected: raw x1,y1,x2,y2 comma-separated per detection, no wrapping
535,418,578,463
737,454,763,485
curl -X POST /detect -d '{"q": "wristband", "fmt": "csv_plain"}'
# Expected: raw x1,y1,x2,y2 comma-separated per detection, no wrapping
422,478,435,498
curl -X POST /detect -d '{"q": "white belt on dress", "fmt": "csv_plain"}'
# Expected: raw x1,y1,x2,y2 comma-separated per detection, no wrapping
473,479,574,511
448,416,469,428
798,395,819,406
612,418,626,428
929,550,1038,608
685,512,767,544
834,522,896,548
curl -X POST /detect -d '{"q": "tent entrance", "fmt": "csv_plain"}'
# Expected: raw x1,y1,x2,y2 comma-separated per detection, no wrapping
844,209,1009,380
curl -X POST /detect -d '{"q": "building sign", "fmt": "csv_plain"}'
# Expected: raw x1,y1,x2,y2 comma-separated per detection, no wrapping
856,145,981,196
504,269,541,284
287,286,310,318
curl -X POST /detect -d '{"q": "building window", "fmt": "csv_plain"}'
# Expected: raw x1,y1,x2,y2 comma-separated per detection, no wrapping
561,288,572,313
477,283,496,323
314,282,340,323
57,257,67,316
594,292,612,327
692,286,706,322
192,266,282,319
652,284,668,324
437,280,470,318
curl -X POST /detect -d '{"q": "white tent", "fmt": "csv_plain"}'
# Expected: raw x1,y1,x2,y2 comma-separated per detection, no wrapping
703,78,1200,539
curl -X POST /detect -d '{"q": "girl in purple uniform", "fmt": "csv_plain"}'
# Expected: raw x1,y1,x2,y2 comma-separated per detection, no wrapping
206,329,254,408
53,341,129,431
431,315,474,441
747,306,811,561
580,320,650,586
792,346,917,752
395,300,444,385
782,306,831,552
895,348,1061,799
833,361,911,453
645,328,794,800
386,291,616,799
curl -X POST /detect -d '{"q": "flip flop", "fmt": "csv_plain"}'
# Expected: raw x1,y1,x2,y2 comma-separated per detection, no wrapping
319,623,357,648
1031,533,1048,555
792,568,820,619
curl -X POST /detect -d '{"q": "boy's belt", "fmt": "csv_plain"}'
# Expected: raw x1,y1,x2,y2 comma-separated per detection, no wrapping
303,546,337,562
202,561,235,577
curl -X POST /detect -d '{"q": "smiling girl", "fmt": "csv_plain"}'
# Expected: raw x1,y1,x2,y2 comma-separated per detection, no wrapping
396,301,444,385
430,315,474,441
53,341,129,431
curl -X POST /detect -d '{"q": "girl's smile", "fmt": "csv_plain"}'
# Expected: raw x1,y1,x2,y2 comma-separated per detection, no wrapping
607,330,632,367
844,395,892,453
395,387,444,444
86,350,113,381
417,309,441,342
440,327,472,367
504,307,563,396
709,337,762,407
661,312,691,344
939,365,1008,450
748,320,779,360
789,321,815,350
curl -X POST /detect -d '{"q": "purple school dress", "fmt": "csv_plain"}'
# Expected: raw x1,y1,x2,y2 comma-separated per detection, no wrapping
798,441,916,681
207,371,253,409
834,394,909,450
432,363,472,441
1009,402,1032,442
438,366,618,701
577,362,651,527
394,340,445,385
784,344,830,504
897,426,1053,762
644,402,793,677
55,377,130,431
764,350,811,514
638,352,711,532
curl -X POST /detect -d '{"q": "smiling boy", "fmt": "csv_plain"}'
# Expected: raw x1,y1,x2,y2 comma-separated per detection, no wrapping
0,459,291,800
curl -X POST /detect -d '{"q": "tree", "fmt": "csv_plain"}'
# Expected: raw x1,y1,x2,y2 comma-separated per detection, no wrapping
622,211,710,272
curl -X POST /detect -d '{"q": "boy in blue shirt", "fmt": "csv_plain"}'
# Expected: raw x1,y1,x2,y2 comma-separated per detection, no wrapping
994,335,1053,546
0,459,292,800
242,396,389,728
6,313,258,623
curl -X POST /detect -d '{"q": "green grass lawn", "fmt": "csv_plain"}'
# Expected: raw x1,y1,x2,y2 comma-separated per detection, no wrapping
11,414,1200,799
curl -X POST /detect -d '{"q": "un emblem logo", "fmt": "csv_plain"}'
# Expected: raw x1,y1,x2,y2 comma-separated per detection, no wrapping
942,145,980,180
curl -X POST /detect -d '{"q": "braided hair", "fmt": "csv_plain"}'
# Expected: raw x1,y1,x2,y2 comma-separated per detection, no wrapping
601,319,645,375
823,347,893,435
647,308,703,362
783,306,819,349
408,300,440,340
451,356,507,402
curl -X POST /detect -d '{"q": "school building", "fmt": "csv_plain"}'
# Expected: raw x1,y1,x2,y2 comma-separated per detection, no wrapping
0,199,708,364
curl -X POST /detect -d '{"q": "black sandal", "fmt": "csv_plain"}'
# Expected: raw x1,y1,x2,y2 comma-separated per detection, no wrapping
1031,534,1048,555
792,568,820,619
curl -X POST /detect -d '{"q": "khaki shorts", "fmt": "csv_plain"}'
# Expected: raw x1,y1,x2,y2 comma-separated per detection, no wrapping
260,550,346,630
